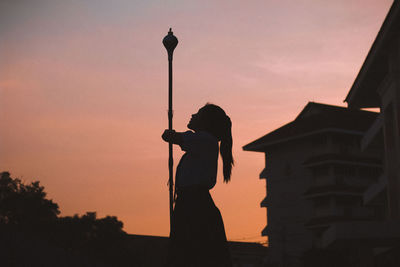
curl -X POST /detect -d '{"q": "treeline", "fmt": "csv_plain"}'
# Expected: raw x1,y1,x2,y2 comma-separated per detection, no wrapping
0,171,141,266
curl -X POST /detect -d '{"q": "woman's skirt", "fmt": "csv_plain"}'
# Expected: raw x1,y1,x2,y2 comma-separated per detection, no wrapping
165,187,232,267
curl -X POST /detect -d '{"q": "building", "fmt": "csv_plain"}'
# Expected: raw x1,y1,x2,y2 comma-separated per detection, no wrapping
339,0,400,265
127,234,268,267
243,102,383,266
244,2,400,266
344,0,400,219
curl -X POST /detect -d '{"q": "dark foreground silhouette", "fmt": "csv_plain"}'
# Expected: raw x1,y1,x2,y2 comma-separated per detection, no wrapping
0,171,267,267
0,171,138,266
162,104,234,266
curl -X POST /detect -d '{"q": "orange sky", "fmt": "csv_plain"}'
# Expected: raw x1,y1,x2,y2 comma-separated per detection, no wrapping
0,0,393,243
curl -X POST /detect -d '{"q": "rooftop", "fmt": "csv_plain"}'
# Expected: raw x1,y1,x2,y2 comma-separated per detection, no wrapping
243,102,378,152
345,1,400,108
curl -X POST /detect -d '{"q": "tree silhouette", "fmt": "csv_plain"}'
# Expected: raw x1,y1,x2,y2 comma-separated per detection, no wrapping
55,212,126,251
0,171,140,266
0,171,59,227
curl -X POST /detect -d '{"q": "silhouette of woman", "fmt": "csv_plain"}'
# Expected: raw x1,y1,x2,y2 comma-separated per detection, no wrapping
162,103,233,267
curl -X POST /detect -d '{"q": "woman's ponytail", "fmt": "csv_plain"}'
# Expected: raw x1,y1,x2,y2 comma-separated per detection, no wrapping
220,116,234,183
200,103,234,183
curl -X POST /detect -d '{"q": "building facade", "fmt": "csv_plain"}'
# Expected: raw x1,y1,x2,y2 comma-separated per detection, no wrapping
340,1,400,265
244,2,400,266
243,102,383,266
345,0,400,220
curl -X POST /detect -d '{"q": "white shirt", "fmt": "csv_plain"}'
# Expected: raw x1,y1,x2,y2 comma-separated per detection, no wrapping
176,131,219,189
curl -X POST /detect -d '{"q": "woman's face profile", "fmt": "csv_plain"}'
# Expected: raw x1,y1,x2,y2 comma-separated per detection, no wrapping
187,107,206,131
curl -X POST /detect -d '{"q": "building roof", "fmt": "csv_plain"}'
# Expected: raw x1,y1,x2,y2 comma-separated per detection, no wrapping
345,1,400,108
243,102,378,152
260,195,270,207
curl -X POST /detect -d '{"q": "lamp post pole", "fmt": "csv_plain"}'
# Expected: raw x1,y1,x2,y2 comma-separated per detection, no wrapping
163,28,178,231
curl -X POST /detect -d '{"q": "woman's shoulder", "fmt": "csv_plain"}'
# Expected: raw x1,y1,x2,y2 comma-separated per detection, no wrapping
180,130,218,153
183,130,217,142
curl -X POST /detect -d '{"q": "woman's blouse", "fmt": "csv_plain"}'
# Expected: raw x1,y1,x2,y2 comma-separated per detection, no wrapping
176,131,219,189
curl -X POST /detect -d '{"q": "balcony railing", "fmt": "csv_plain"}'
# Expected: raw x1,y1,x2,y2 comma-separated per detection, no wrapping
304,184,365,199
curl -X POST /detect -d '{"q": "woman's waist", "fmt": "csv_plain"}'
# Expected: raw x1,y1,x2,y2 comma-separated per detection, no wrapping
175,185,212,205
176,185,209,194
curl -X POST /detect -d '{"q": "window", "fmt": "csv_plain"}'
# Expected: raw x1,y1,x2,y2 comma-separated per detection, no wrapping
313,166,329,177
334,165,355,177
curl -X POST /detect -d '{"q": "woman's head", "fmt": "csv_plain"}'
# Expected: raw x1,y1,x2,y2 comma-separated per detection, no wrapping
188,103,234,182
188,104,228,139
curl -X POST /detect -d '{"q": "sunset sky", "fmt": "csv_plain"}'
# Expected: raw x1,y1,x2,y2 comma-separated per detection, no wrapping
0,0,393,243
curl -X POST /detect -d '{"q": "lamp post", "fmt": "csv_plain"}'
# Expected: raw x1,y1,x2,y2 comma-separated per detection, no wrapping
163,28,178,231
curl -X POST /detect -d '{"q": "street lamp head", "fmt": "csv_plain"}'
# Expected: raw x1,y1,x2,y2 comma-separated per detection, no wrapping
163,28,178,60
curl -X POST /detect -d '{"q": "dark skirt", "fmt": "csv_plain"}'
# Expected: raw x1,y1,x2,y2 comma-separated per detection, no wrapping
165,187,232,267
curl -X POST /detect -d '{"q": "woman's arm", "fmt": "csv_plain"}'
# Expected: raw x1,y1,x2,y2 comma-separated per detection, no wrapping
161,129,183,145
